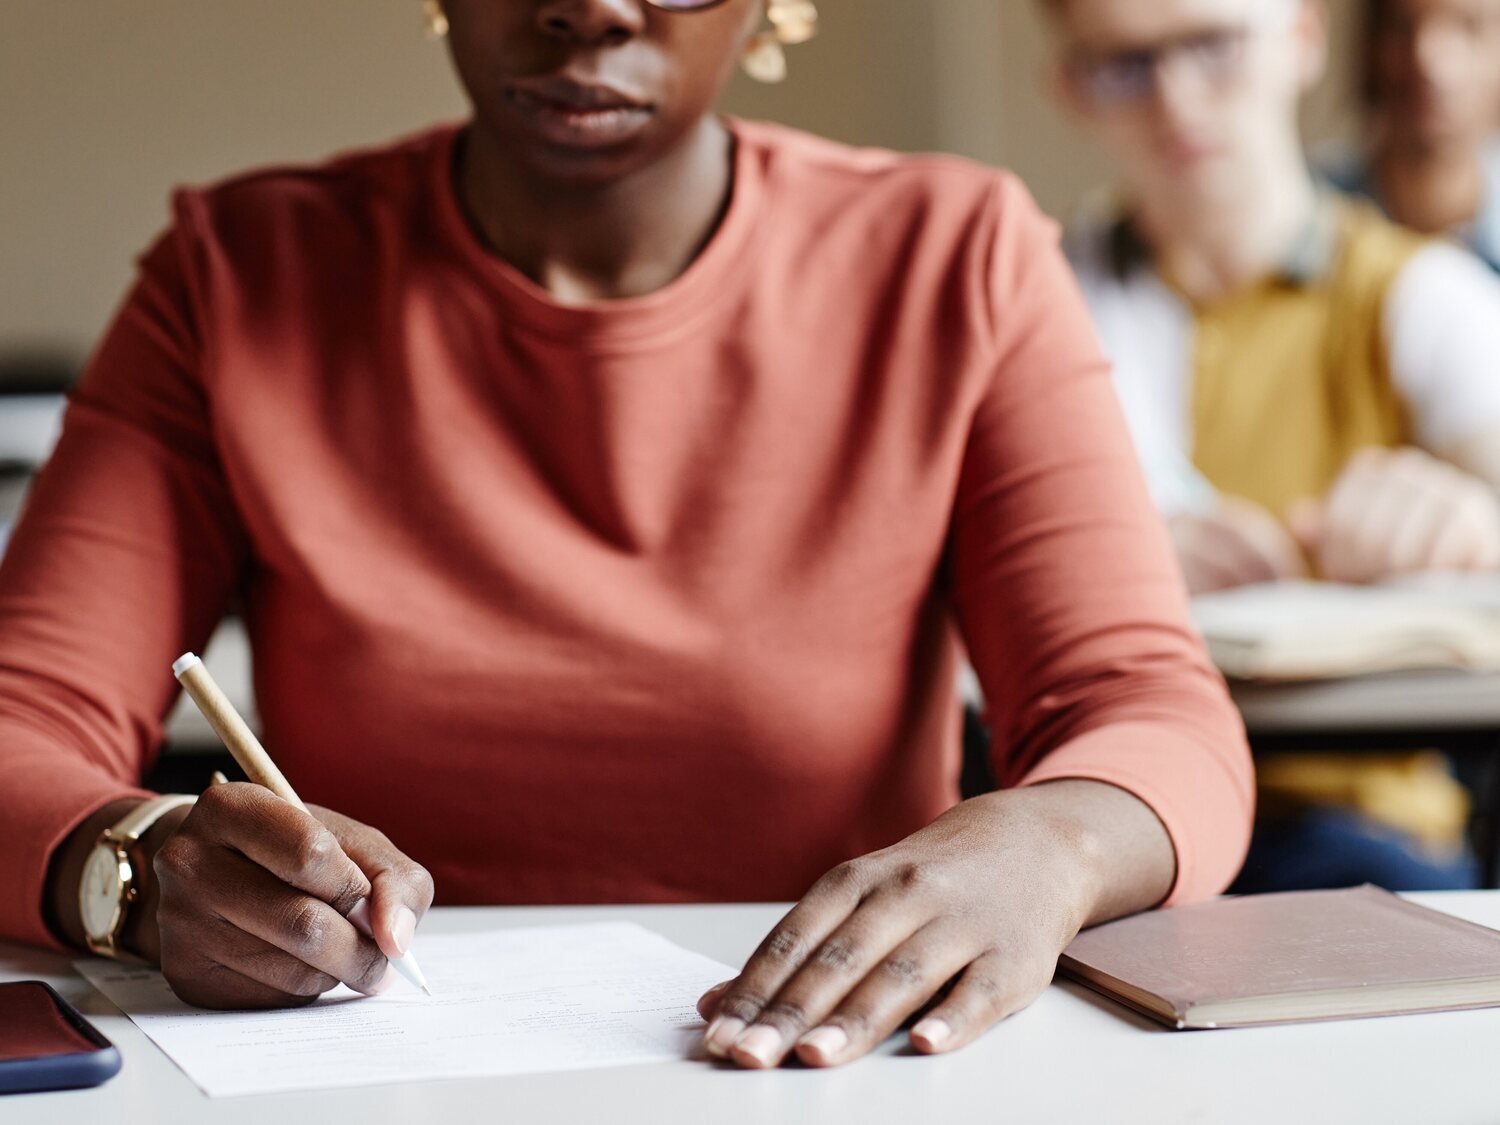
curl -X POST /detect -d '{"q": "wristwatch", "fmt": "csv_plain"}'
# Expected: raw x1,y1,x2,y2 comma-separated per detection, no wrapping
79,795,197,959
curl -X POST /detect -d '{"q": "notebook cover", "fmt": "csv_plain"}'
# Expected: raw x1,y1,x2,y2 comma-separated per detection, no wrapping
1059,885,1500,1027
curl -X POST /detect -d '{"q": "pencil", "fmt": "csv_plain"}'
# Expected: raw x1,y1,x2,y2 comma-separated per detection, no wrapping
173,652,432,996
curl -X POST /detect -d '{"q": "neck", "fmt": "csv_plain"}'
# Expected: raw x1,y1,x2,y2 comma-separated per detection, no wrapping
1133,156,1319,306
457,117,735,304
1374,139,1485,236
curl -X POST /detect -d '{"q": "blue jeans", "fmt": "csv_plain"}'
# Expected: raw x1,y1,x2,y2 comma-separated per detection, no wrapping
1229,805,1481,894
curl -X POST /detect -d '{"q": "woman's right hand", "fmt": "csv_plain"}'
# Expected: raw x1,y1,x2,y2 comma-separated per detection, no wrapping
151,782,434,1009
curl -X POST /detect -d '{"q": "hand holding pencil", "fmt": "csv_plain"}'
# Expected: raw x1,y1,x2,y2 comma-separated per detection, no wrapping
146,653,435,1009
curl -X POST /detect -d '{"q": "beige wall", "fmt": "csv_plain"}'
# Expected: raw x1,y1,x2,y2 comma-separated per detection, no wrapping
1,0,1362,360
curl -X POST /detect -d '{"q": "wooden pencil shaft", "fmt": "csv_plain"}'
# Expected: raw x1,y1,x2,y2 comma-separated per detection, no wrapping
176,663,307,813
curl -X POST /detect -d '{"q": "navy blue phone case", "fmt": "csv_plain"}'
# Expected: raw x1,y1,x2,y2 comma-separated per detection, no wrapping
0,981,122,1095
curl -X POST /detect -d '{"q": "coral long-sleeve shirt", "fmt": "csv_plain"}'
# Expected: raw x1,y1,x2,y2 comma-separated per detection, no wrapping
0,121,1252,947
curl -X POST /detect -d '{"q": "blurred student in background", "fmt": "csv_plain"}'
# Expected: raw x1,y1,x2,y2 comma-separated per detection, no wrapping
1327,0,1500,272
1038,0,1500,891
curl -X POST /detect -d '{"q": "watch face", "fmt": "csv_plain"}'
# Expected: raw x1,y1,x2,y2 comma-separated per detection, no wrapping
81,846,127,939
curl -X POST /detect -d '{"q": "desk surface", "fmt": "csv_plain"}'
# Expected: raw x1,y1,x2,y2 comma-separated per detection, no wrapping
5,896,1500,1125
1230,669,1500,737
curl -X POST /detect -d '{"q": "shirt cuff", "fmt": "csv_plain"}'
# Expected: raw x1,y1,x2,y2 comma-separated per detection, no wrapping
0,734,151,949
1017,719,1254,906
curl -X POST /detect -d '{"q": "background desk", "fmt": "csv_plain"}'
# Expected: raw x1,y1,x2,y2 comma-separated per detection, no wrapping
1231,669,1500,738
1231,671,1500,884
5,895,1500,1125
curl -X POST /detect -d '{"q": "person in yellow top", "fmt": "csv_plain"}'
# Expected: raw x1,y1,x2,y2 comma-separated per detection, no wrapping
1037,0,1500,890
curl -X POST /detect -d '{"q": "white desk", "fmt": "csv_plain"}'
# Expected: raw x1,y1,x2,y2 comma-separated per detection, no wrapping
5,895,1500,1125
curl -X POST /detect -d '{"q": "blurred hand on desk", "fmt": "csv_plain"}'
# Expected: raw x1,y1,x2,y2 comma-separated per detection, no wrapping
1290,446,1500,585
1167,446,1500,596
1168,494,1307,595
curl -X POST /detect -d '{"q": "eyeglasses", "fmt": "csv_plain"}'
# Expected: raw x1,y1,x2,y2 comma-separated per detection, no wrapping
646,0,820,39
1065,1,1300,107
1067,29,1251,106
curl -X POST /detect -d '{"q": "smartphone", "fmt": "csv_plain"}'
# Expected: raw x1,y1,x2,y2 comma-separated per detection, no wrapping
0,981,122,1095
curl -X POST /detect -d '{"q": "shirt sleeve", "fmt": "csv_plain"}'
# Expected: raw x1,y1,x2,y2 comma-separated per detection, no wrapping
949,176,1254,906
0,209,249,947
1384,241,1500,455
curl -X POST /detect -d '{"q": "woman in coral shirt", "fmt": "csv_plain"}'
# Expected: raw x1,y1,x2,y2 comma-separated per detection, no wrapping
3,0,1251,1068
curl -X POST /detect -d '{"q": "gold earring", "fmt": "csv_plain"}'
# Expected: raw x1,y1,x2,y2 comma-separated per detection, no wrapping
423,0,449,39
768,0,818,45
742,32,788,84
742,0,818,84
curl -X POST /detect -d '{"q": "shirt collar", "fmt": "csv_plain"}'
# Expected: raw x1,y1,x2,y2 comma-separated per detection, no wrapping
1106,190,1342,287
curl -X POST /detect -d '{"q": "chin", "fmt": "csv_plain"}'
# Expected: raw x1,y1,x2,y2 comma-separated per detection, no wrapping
519,144,654,189
1153,150,1226,183
1147,161,1241,209
480,111,662,189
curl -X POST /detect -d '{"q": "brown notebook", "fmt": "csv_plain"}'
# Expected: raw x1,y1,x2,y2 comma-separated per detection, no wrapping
1058,885,1500,1030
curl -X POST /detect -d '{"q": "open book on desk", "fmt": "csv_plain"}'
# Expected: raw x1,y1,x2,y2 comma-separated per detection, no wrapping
1190,578,1500,681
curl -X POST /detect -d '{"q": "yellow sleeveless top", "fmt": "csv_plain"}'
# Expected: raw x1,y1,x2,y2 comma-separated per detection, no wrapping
1187,197,1427,518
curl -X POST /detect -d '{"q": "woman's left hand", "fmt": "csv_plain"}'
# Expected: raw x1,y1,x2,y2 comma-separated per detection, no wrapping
696,779,1173,1068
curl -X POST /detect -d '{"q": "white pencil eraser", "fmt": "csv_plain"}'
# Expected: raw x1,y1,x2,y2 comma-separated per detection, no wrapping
172,653,201,678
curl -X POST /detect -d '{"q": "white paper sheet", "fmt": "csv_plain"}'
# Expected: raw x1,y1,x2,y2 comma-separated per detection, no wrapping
77,921,737,1097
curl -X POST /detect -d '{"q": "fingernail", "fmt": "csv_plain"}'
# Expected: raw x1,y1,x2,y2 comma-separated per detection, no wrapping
701,980,731,998
393,907,417,956
704,1016,745,1058
797,1025,848,1062
912,1017,951,1050
733,1025,783,1068
368,963,399,996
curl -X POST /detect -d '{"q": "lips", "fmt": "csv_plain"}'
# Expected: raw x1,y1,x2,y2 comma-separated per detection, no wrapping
512,75,651,111
504,76,656,149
